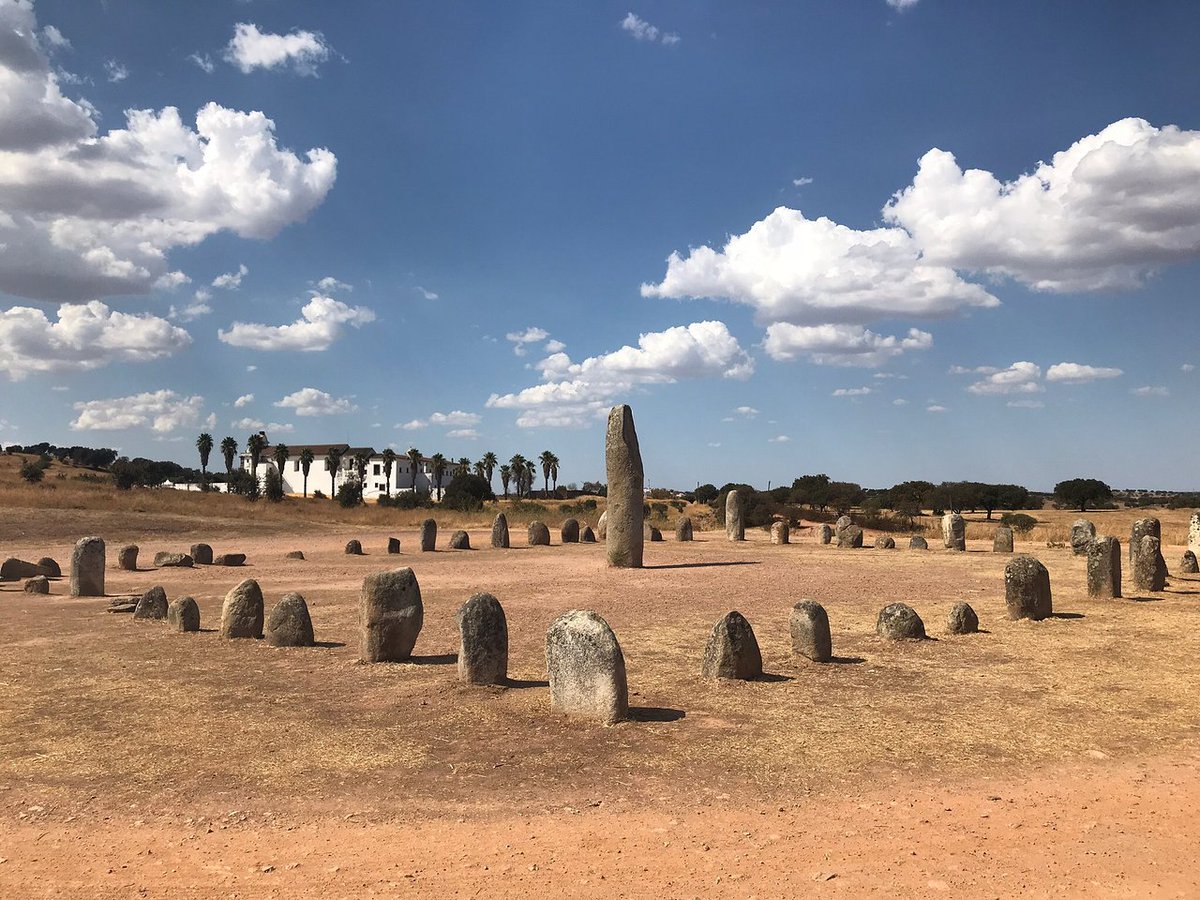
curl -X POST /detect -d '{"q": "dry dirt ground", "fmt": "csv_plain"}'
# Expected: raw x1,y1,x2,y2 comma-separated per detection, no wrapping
2,508,1199,897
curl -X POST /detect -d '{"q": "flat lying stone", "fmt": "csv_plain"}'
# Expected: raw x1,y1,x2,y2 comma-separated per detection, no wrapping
213,553,246,566
285,550,305,560
24,575,49,595
154,552,193,568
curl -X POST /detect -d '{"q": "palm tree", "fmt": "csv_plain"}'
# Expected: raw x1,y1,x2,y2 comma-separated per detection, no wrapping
353,450,371,501
247,432,267,478
299,448,315,498
456,456,471,478
499,464,512,499
430,452,447,501
324,448,344,498
481,451,498,489
273,442,290,474
381,448,396,497
550,453,560,493
406,447,422,492
196,433,213,483
509,454,526,498
539,450,555,497
473,460,486,479
220,436,238,477
524,459,536,499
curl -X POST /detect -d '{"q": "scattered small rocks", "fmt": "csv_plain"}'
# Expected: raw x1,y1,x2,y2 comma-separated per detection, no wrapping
701,611,763,680
220,578,265,639
133,586,168,620
167,596,200,632
106,598,138,614
449,530,471,550
360,567,424,662
545,609,628,725
190,543,214,565
789,600,832,662
344,540,363,556
154,552,193,568
457,592,508,685
528,522,551,546
1004,555,1053,621
876,603,926,640
266,593,315,647
946,602,979,635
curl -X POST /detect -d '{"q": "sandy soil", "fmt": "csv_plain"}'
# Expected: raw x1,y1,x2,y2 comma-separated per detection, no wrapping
2,514,1199,897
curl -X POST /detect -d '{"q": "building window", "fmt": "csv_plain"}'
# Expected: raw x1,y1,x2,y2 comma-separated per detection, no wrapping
373,464,380,475
294,460,300,471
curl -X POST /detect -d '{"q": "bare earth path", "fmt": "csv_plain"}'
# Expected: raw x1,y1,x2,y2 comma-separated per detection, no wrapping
2,515,1199,896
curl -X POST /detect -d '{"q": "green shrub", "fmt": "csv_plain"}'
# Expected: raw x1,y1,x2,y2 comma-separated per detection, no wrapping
1000,512,1038,534
442,473,495,512
311,489,326,500
263,467,285,502
336,479,363,508
19,460,43,484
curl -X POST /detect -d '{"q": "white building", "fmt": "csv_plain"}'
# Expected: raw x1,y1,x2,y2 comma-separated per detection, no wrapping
238,435,445,499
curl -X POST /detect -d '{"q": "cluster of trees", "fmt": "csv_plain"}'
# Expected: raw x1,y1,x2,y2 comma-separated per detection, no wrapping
5,442,119,469
110,457,204,490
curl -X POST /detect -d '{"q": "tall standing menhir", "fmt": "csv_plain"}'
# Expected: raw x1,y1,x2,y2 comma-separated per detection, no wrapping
605,404,644,568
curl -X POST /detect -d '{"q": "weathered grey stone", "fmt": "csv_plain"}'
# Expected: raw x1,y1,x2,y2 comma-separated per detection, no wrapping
789,600,832,662
725,490,745,541
528,521,551,546
189,543,213,565
70,536,105,597
1,558,43,580
834,515,853,538
1004,555,1053,621
220,578,264,639
457,592,508,685
770,521,790,545
876,603,926,640
1181,550,1199,575
154,551,193,568
213,553,246,567
837,525,863,549
1087,536,1122,599
133,585,168,620
817,524,833,545
167,596,200,632
24,575,49,595
909,535,929,550
1133,535,1167,592
874,535,895,550
491,513,510,549
560,518,580,543
387,537,401,554
604,404,644,568
1130,517,1161,564
35,557,60,578
946,602,979,635
449,530,471,550
1190,512,1200,558
360,567,423,662
702,611,763,680
1070,519,1096,556
545,609,628,725
596,510,608,541
993,526,1014,553
644,523,663,542
675,517,693,541
344,539,363,556
285,550,305,560
266,592,315,647
117,544,138,571
942,513,966,551
580,526,597,543
106,598,138,614
420,519,437,552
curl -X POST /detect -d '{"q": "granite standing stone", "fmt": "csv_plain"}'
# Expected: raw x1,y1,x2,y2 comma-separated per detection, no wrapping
491,514,510,549
1189,512,1200,557
946,602,979,635
560,518,580,543
580,526,597,543
387,537,401,554
770,521,790,545
909,535,929,550
220,578,264,639
644,523,663,542
167,596,200,632
837,525,863,548
725,490,746,542
789,600,832,662
1130,518,1161,564
360,568,424,662
604,405,644,568
190,543,213,565
816,524,833,545
1004,555,1053,621
1087,536,1122,599
874,535,896,550
545,609,628,725
70,536,105,597
876,603,926,639
420,519,437,552
266,592,315,647
457,592,508,685
1070,519,1096,556
596,511,608,541
449,530,471,550
1181,550,1199,575
942,513,966,551
117,544,138,571
675,517,694,541
834,516,853,539
24,576,49,595
701,611,763,680
528,521,551,546
1133,535,1167,592
344,539,363,556
993,526,1014,553
133,585,168,620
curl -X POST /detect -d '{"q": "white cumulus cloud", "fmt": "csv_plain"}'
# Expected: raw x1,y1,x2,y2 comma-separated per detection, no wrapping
0,301,191,380
212,264,248,289
1132,385,1169,397
506,326,550,356
273,387,357,417
965,362,1044,396
764,323,932,367
446,428,479,440
218,296,375,351
234,393,254,408
1045,362,1123,384
224,23,331,76
832,387,872,397
620,12,679,46
315,275,351,293
71,390,206,433
488,321,753,428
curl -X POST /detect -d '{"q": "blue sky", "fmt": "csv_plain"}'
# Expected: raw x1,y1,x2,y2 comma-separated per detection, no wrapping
2,0,1198,491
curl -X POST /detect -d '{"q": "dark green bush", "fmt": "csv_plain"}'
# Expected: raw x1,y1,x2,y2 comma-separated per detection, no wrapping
1000,512,1038,534
442,474,496,512
336,479,363,508
263,467,285,502
19,460,43,484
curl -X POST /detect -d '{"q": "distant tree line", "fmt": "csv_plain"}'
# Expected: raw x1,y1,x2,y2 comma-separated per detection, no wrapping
4,442,119,469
